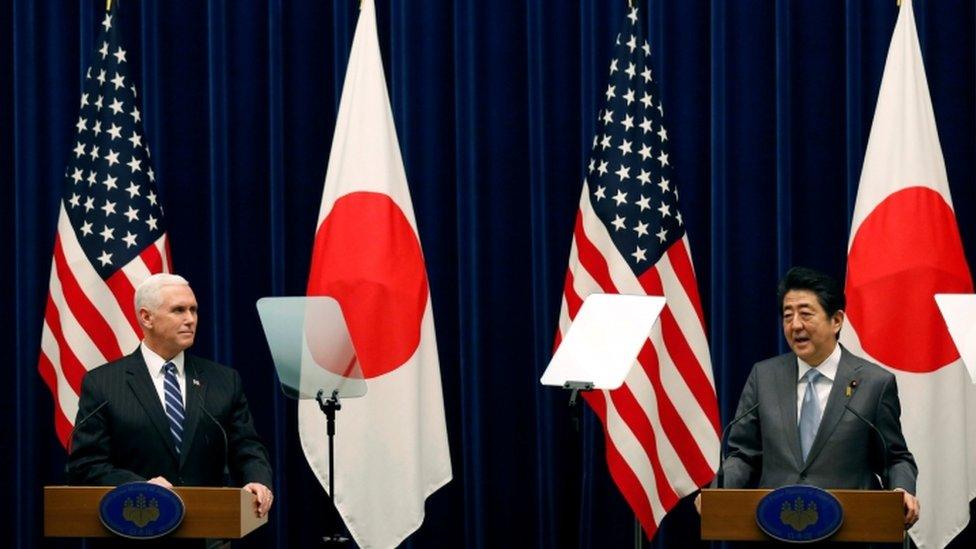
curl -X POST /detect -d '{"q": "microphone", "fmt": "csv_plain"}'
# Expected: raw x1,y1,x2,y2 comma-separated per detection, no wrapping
716,402,760,489
197,393,230,481
843,400,890,489
67,401,109,455
64,400,110,480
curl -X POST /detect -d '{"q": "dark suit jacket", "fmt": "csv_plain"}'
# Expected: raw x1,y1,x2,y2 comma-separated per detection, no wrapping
721,346,917,493
66,350,272,488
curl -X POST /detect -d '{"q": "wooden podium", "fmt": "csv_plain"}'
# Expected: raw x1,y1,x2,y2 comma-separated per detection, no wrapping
700,489,905,542
44,486,268,539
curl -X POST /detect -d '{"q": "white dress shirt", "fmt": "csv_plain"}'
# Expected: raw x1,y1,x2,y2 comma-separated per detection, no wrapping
140,342,187,408
796,343,841,424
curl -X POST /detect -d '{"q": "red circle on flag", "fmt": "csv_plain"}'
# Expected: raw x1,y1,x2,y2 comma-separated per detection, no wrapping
308,191,428,379
846,187,973,373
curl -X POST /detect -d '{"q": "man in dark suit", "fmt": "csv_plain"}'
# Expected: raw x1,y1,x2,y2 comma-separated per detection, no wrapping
67,273,274,519
701,267,919,527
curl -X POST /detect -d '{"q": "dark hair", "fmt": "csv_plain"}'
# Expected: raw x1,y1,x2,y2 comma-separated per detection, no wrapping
777,266,845,317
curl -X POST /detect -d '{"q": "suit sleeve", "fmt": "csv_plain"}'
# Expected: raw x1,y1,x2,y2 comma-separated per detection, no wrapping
718,365,763,488
875,374,917,494
226,370,273,488
65,373,145,486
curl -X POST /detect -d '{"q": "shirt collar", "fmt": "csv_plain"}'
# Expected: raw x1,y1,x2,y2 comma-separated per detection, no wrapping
140,342,185,379
796,342,841,382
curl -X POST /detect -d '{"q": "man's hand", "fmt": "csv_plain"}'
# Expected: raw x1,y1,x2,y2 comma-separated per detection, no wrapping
146,476,173,488
243,482,274,518
894,488,919,527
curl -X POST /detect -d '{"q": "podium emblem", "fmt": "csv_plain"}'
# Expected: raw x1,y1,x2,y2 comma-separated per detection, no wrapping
99,482,185,539
122,493,160,527
780,496,819,530
756,485,843,542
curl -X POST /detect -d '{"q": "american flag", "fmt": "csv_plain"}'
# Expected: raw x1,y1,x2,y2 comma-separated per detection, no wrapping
556,4,720,537
38,8,172,448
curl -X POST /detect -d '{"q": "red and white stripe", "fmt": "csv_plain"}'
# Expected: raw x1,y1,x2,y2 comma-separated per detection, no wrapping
557,180,720,537
38,205,172,448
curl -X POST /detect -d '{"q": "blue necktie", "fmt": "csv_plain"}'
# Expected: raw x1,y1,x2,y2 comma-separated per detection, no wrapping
162,362,185,455
799,369,823,462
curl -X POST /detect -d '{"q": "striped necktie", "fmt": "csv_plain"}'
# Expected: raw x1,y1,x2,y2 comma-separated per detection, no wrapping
799,368,823,462
162,362,185,455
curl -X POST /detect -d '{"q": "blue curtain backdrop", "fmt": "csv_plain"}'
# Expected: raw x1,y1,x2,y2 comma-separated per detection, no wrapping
5,0,976,547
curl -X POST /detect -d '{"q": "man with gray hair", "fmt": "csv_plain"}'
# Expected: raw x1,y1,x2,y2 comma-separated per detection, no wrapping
67,273,274,519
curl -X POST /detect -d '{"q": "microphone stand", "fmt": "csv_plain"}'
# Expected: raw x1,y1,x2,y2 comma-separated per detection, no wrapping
197,394,229,482
843,402,911,548
843,403,890,490
716,402,759,489
317,389,349,546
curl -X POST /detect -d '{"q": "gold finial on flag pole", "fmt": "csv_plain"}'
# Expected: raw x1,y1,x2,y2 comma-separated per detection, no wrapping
106,0,113,11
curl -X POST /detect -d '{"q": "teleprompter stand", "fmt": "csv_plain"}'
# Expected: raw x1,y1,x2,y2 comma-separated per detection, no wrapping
563,380,594,432
257,296,367,547
540,294,666,549
317,389,349,545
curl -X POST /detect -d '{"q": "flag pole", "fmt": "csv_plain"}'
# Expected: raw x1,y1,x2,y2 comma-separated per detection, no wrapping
631,4,644,545
106,0,112,11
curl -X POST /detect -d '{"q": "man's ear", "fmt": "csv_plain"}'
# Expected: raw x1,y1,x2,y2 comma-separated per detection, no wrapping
138,307,153,330
831,309,846,335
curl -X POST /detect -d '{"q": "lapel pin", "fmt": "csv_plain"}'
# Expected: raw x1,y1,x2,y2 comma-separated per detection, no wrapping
846,379,858,397
192,378,201,387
